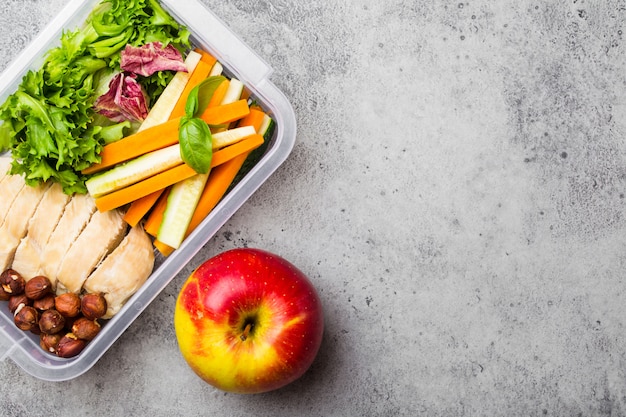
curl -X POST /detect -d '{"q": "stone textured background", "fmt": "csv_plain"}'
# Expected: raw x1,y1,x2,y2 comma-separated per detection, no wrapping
1,0,626,415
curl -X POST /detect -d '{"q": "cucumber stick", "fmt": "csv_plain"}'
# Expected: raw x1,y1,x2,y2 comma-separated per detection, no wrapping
211,126,256,150
86,144,183,197
220,79,244,105
209,62,223,77
157,172,209,248
138,51,202,132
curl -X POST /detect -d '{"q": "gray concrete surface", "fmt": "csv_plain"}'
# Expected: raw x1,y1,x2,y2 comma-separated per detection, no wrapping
1,0,626,415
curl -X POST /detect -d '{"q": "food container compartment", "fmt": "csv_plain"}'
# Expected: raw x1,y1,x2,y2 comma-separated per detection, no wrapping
0,0,296,381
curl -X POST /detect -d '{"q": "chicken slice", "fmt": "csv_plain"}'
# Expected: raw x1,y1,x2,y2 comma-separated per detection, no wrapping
0,174,26,226
83,226,155,318
55,208,127,294
40,193,97,289
12,183,71,280
0,182,50,271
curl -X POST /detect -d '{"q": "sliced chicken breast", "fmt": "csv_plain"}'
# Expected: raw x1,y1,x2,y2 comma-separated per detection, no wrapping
56,208,127,294
12,183,71,280
40,193,97,288
0,182,50,271
0,174,26,226
83,225,155,318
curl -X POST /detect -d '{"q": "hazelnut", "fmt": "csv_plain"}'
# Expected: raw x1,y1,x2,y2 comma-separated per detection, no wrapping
33,293,56,311
24,276,52,300
54,292,81,318
40,332,63,354
14,305,39,332
56,333,86,358
1,269,25,295
8,294,30,314
81,293,107,320
71,317,101,341
39,309,66,334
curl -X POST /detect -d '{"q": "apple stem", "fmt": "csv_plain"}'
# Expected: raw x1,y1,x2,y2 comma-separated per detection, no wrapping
240,323,253,341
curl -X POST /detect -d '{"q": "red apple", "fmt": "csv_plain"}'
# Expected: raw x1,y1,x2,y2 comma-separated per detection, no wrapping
174,248,324,393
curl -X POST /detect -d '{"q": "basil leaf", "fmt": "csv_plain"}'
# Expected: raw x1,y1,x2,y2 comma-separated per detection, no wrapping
184,75,227,118
184,86,199,117
179,116,212,174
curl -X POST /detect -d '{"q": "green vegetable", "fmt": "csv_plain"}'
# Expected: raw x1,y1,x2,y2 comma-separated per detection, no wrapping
184,76,226,118
157,172,209,249
178,76,226,174
0,0,190,194
179,117,212,174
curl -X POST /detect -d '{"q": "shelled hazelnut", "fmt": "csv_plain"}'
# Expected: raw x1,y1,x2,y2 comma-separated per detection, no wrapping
14,305,39,332
40,332,64,354
1,269,25,296
81,293,107,320
24,276,52,300
56,333,86,358
71,317,101,341
55,292,81,318
39,309,66,334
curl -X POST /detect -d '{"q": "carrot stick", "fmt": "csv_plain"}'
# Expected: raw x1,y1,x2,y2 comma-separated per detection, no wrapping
194,48,217,67
144,188,171,236
94,164,196,212
169,60,214,119
200,99,250,126
123,189,165,227
210,134,264,167
154,151,251,257
237,108,267,133
207,79,230,108
82,117,182,175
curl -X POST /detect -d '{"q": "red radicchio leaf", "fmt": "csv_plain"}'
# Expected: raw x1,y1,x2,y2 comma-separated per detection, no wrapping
120,42,187,77
93,73,149,123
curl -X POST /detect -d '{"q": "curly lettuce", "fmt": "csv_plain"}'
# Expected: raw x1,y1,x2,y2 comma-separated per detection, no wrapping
0,0,190,194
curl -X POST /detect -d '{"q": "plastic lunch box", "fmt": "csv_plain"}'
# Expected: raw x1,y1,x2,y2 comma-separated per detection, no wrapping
0,0,296,381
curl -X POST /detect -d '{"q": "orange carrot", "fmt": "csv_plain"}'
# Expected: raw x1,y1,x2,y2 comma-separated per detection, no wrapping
195,48,218,67
207,79,230,108
210,134,263,167
144,188,171,236
94,164,197,212
237,108,267,133
200,99,250,126
123,189,165,227
82,117,182,175
169,60,214,119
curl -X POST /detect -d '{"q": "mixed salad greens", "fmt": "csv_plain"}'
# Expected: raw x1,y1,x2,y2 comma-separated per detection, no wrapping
0,0,191,194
